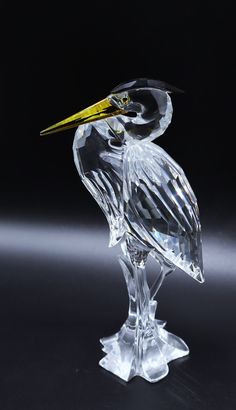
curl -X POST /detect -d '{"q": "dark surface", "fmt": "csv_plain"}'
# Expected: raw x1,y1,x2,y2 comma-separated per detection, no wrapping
0,225,235,409
1,0,236,409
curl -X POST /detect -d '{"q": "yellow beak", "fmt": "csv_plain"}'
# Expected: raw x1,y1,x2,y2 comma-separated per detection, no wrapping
40,97,126,136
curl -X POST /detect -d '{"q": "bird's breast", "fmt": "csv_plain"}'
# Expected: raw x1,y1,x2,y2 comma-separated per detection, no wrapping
73,122,126,246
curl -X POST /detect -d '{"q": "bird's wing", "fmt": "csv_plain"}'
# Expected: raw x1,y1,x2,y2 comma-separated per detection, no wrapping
73,123,126,247
123,140,204,282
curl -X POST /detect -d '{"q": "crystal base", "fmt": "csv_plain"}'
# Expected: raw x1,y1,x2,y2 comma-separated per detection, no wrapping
100,315,189,383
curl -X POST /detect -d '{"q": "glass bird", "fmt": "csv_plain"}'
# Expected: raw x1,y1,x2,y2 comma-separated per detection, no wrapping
41,78,204,383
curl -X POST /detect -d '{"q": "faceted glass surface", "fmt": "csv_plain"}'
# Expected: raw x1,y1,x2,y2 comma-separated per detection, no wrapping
73,82,204,382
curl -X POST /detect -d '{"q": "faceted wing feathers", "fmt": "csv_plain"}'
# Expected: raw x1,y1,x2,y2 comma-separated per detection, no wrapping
123,141,204,282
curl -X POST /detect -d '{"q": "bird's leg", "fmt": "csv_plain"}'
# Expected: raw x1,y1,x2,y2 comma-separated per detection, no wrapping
123,237,150,334
150,258,172,300
99,238,189,383
100,236,152,381
149,256,174,325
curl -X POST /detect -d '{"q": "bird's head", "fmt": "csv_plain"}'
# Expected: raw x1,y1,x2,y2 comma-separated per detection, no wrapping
40,78,182,142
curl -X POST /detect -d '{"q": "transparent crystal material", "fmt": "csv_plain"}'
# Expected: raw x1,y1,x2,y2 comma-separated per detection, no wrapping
73,82,204,383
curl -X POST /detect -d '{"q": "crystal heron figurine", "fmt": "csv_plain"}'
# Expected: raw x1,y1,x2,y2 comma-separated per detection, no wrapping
41,78,204,383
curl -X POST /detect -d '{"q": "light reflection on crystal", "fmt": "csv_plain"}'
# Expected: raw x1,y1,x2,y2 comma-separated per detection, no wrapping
72,79,204,382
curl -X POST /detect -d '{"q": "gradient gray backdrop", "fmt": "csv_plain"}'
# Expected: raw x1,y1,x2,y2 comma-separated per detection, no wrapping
1,1,236,409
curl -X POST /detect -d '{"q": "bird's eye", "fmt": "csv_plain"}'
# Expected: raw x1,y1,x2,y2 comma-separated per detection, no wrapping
121,96,129,105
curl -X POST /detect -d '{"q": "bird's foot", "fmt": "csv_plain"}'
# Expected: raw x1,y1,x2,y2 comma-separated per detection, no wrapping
99,319,189,383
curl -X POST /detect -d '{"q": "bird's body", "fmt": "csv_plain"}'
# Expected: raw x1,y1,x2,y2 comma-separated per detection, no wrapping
41,78,204,383
73,119,203,283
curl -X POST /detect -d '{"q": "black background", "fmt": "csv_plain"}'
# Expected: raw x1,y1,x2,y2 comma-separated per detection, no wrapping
1,1,236,409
